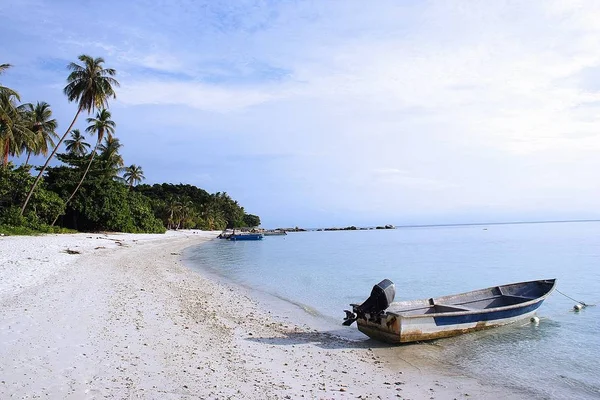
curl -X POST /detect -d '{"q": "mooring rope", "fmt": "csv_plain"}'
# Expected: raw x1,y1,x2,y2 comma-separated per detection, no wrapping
555,288,594,308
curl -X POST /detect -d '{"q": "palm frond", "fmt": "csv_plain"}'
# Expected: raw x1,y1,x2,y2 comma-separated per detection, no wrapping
63,55,120,113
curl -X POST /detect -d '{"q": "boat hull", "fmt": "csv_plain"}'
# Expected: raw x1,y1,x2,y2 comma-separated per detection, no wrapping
357,300,544,343
229,234,263,241
352,279,555,344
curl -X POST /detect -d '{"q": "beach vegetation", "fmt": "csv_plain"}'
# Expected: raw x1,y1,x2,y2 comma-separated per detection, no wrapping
0,163,66,233
21,55,119,215
0,224,75,236
51,109,116,225
123,164,145,190
243,213,261,228
45,145,164,233
97,136,125,179
133,185,255,230
22,101,58,165
0,96,36,167
0,58,260,235
64,129,90,156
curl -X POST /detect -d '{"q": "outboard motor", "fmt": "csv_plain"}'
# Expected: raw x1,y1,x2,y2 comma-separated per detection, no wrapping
343,279,395,326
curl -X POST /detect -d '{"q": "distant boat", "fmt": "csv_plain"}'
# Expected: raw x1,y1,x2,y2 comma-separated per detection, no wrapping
217,230,234,239
263,230,287,236
343,278,556,343
229,232,264,241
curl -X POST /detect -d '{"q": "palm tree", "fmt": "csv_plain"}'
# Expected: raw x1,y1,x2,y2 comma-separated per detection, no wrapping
22,102,58,165
86,110,116,149
0,63,18,98
21,54,119,215
0,64,35,167
0,93,19,164
165,198,183,230
123,164,145,189
98,135,124,178
51,109,115,225
0,97,35,167
64,129,90,156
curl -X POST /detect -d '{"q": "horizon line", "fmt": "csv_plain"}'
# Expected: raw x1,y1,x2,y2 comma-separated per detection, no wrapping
290,218,600,231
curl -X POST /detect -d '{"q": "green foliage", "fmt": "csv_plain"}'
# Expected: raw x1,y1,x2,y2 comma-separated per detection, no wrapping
123,164,144,188
0,224,42,235
64,129,90,156
64,55,119,113
243,213,261,228
0,157,257,234
23,101,58,160
21,54,120,216
128,191,166,233
2,59,258,234
46,162,165,233
212,192,245,228
133,184,255,231
135,183,212,229
0,164,65,227
0,205,27,226
0,164,68,235
0,95,36,166
0,223,75,236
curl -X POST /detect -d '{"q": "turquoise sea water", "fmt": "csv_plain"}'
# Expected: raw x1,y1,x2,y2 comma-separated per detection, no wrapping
185,222,600,399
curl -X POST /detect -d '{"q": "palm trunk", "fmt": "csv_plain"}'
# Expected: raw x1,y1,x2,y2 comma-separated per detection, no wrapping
51,140,99,226
21,107,82,215
25,151,31,165
3,139,9,167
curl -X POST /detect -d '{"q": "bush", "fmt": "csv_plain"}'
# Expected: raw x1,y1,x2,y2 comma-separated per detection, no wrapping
46,169,165,233
0,164,66,229
0,206,28,226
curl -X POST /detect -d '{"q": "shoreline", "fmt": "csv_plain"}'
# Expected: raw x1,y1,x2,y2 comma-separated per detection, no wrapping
181,238,535,399
1,231,527,399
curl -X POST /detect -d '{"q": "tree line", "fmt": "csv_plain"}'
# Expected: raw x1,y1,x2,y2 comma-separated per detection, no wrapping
0,56,260,234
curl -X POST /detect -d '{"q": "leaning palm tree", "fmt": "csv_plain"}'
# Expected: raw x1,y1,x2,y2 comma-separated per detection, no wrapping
64,129,90,156
51,109,115,225
21,54,119,215
22,102,58,165
123,164,145,190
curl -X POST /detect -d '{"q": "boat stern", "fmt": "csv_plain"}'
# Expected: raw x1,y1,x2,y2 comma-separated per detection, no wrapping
355,313,403,344
343,279,395,326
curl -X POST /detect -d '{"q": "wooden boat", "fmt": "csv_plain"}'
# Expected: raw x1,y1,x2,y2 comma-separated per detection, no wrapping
263,230,287,236
343,278,556,344
229,233,264,241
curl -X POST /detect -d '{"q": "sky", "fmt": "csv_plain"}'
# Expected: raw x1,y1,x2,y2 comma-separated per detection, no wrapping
2,0,600,227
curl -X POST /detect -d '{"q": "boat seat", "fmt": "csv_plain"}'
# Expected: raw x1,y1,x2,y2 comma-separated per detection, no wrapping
497,287,536,301
434,303,475,312
501,295,536,301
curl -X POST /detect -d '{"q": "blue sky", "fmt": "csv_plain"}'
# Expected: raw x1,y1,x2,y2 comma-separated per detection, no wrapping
3,1,600,227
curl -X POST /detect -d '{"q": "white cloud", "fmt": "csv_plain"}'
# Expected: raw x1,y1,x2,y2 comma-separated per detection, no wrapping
109,1,600,157
6,0,600,224
118,80,278,112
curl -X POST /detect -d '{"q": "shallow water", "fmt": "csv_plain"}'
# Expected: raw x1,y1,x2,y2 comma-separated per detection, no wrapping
186,222,600,399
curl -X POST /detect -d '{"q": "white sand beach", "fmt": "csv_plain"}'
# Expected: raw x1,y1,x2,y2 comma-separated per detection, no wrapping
0,231,525,399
